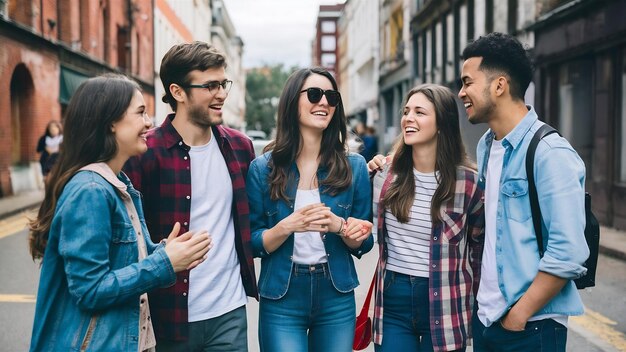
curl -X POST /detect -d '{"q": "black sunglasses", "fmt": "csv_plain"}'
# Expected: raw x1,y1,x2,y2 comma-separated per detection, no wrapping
300,87,341,107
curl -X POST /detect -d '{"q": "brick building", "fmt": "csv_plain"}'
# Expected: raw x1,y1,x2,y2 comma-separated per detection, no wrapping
0,0,154,197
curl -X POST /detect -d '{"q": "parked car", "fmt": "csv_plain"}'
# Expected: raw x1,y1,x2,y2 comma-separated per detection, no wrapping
246,130,267,141
252,139,271,157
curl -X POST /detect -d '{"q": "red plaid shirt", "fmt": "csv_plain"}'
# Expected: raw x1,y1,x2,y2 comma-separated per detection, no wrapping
373,163,484,351
124,114,258,342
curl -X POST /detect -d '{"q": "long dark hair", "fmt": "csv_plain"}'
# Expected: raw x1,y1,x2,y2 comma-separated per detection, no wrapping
382,84,475,223
265,67,350,202
29,74,140,260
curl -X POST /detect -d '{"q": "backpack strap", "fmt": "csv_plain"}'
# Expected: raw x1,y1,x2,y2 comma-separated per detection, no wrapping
526,124,560,258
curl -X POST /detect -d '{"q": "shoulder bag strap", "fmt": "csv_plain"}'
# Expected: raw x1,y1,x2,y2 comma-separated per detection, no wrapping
357,272,378,320
526,124,559,258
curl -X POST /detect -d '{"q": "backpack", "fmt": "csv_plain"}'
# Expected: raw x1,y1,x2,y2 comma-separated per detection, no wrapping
526,124,600,289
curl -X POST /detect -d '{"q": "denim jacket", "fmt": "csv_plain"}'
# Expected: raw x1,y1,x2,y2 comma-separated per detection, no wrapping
476,106,589,318
30,167,176,352
246,152,373,299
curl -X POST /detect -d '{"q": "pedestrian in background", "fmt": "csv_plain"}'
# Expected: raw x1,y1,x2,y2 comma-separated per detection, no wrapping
459,32,589,351
368,84,484,351
246,67,374,352
28,74,212,352
124,42,258,351
36,120,63,178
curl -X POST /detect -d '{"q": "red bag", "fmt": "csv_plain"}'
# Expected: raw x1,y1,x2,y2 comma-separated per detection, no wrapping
353,273,377,350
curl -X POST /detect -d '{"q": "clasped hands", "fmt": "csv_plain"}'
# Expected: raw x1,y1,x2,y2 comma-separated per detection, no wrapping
279,202,372,242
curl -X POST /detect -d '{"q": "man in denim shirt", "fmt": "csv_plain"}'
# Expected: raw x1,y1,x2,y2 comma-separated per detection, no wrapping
458,32,589,351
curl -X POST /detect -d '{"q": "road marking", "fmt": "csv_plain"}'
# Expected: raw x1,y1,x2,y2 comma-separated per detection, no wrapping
570,306,626,352
0,211,33,239
0,294,36,303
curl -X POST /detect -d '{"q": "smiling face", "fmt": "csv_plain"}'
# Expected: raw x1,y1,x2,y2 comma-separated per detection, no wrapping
111,90,152,159
184,68,228,128
459,57,497,124
297,73,336,133
402,92,438,149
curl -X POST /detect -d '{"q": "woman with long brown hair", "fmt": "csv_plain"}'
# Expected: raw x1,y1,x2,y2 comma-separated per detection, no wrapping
369,84,484,351
246,67,374,351
28,74,211,352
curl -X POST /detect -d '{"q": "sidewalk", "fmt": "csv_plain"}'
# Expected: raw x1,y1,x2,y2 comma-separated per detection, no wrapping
1,190,626,263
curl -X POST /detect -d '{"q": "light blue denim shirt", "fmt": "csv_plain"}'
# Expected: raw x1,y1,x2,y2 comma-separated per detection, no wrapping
30,169,175,352
476,106,589,318
246,152,373,299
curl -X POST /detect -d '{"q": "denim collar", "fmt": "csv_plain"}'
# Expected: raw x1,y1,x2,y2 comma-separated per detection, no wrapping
79,162,131,200
483,105,538,150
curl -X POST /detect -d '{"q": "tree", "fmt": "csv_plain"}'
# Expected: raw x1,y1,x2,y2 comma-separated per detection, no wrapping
245,64,296,136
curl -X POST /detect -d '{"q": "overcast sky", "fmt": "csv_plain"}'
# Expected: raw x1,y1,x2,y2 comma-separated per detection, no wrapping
224,0,345,69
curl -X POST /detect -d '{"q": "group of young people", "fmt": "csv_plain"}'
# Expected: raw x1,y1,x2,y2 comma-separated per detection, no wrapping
28,32,589,352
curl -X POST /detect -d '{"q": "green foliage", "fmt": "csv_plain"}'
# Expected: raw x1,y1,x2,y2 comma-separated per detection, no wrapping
245,64,297,135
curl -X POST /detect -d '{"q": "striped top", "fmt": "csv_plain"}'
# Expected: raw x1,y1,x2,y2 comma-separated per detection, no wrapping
385,169,438,277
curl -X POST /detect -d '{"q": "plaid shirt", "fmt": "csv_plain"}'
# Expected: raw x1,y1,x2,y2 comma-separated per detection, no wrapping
373,163,484,351
124,114,258,342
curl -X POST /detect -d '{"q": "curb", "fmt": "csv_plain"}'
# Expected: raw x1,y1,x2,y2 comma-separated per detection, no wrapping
599,244,626,262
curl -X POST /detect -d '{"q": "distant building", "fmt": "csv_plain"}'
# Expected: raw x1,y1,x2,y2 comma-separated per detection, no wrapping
0,0,154,197
339,0,380,138
153,0,208,124
211,0,246,130
312,4,344,81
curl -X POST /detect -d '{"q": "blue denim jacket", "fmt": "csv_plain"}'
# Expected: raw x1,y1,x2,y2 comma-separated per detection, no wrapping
476,106,589,318
246,153,373,299
30,169,176,352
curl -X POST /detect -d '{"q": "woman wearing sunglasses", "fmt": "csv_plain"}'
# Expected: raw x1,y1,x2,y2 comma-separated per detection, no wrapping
246,67,374,351
368,84,484,351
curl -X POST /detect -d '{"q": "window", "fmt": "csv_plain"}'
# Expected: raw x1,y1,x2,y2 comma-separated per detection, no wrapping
321,21,335,33
321,53,336,68
321,35,336,51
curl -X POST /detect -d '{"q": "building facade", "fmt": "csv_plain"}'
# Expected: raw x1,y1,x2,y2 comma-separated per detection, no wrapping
0,0,154,197
378,0,412,153
532,0,626,229
342,0,380,132
312,4,344,81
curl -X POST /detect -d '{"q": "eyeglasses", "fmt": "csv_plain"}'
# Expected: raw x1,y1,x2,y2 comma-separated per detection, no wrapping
182,80,233,94
300,87,341,107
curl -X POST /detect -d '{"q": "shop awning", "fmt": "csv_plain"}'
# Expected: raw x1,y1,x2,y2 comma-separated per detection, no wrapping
59,66,90,104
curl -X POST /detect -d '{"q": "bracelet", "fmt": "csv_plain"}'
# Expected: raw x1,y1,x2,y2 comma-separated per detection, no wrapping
338,218,345,234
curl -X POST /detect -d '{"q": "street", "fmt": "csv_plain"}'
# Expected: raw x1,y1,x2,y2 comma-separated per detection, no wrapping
1,210,625,351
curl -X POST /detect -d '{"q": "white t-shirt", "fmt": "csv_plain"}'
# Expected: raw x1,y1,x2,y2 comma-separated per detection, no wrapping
187,136,246,322
478,138,566,327
292,189,328,264
477,138,509,327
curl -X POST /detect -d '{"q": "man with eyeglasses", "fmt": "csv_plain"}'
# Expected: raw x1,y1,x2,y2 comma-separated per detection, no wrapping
124,41,258,352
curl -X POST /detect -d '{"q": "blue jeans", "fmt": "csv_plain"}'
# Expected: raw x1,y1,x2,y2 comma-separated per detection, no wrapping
258,263,355,352
472,311,567,352
375,271,437,352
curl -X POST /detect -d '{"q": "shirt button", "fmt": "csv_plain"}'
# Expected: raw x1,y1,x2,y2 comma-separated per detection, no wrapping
433,292,438,296
179,141,183,146
326,253,330,257
184,156,188,160
184,222,188,226
435,320,440,325
183,278,188,283
183,292,187,297
433,236,438,240
432,264,436,268
322,235,326,240
186,195,191,200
